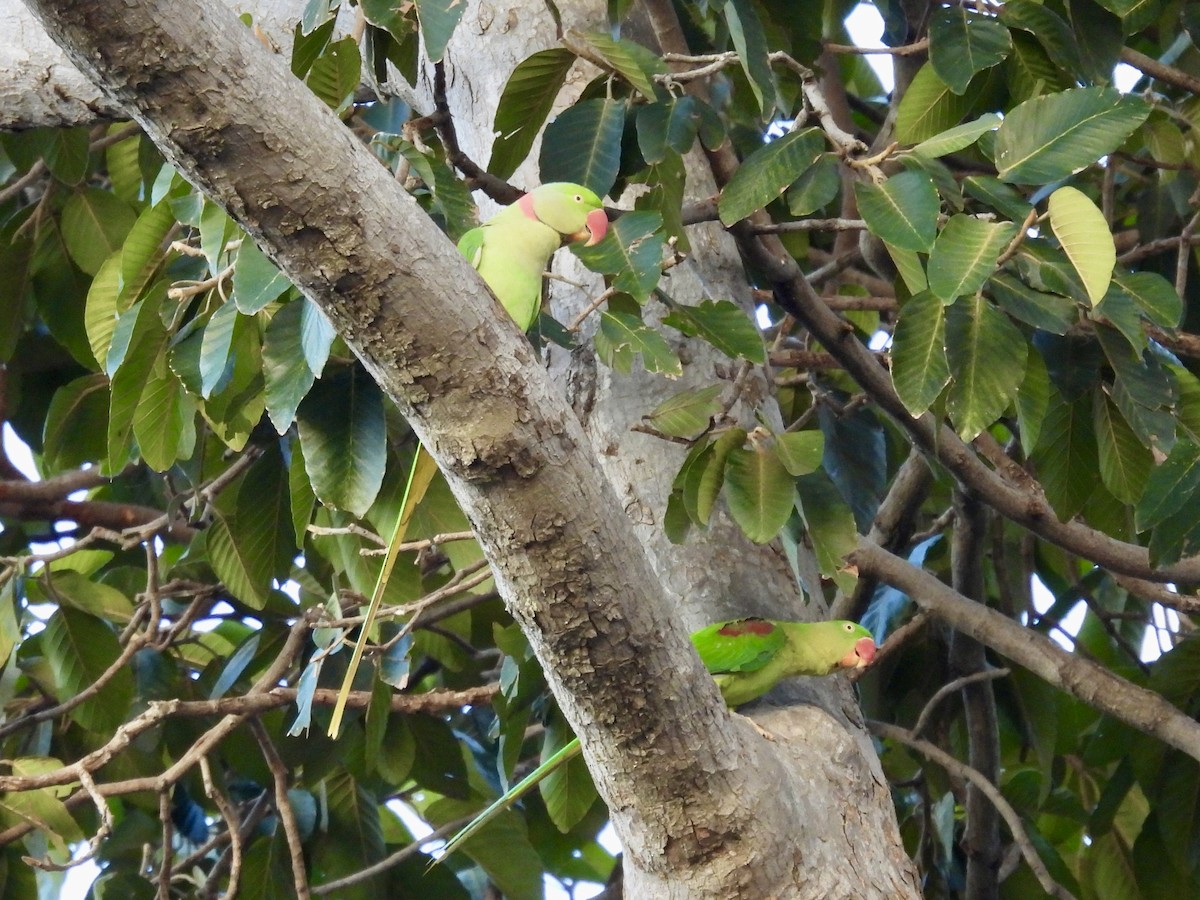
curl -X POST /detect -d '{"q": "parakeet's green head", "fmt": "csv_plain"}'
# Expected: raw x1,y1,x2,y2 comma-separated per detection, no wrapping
521,182,608,246
825,620,877,670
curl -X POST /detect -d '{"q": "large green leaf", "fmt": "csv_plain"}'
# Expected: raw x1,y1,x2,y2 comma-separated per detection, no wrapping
540,720,597,832
61,187,137,276
910,113,1001,159
773,431,824,477
1111,269,1182,328
133,360,196,472
573,211,665,303
297,367,387,517
995,87,1149,184
929,8,1012,94
199,300,239,398
895,62,977,143
236,444,297,584
643,384,724,439
928,215,1017,302
1135,439,1200,532
1048,186,1114,306
794,472,859,595
305,37,360,113
1094,394,1151,505
854,171,939,253
987,272,1078,335
539,98,625,197
636,96,702,163
42,608,134,733
568,30,665,99
487,48,576,180
42,374,109,473
723,442,795,543
263,299,317,432
233,239,292,314
718,129,823,225
1033,391,1099,520
414,0,465,62
946,294,1028,440
310,772,386,899
891,291,950,417
594,311,682,377
106,285,168,473
724,0,775,117
662,299,766,363
206,513,270,610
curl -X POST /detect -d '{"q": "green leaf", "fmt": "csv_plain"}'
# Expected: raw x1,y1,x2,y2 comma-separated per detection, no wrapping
636,96,702,163
200,300,239,398
929,9,1012,94
207,513,272,611
540,722,596,832
995,87,1149,184
1016,350,1050,456
264,300,317,433
1094,393,1151,505
895,62,977,143
724,442,795,543
305,37,361,113
311,772,386,898
42,608,134,733
539,98,626,197
1048,186,1114,306
724,0,776,116
681,428,745,526
1000,0,1084,80
414,0,466,62
106,286,167,473
962,175,1033,223
236,444,297,586
594,311,682,377
233,239,292,314
946,294,1028,440
927,215,1017,302
795,471,859,595
643,384,724,438
43,127,90,185
133,361,196,472
297,367,388,517
891,291,950,417
61,188,137,276
855,171,939,253
43,374,109,473
1033,391,1099,520
569,30,665,99
105,128,144,202
718,129,824,225
773,431,824,477
573,211,665,303
786,154,841,216
37,570,134,624
1111,270,1182,328
301,297,336,376
662,299,766,363
910,113,1002,159
1136,439,1200,532
120,201,175,305
487,49,576,181
987,272,1078,335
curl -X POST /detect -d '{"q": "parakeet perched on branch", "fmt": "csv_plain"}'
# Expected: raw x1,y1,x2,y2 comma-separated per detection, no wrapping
435,617,877,861
457,182,609,331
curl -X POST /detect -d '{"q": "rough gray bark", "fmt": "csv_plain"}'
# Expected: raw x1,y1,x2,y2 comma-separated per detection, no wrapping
19,0,920,894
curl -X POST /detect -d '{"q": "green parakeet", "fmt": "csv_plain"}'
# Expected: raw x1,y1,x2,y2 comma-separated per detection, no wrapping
690,617,877,707
436,617,877,860
457,182,609,331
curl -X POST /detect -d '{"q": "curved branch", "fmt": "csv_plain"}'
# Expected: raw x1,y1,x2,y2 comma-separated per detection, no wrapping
851,538,1200,763
869,720,1077,900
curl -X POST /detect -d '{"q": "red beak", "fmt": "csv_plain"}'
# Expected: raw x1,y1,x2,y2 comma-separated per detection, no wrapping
839,637,877,670
572,207,609,246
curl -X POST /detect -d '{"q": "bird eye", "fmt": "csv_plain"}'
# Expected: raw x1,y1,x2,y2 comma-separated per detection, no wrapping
843,623,853,632
574,194,583,202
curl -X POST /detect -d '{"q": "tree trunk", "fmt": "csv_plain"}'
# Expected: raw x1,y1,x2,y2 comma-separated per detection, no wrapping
19,0,920,893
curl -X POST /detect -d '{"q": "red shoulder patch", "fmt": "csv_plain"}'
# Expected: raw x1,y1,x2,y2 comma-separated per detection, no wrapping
717,618,775,637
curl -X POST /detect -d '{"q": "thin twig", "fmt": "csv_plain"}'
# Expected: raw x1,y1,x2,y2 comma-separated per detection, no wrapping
869,721,1078,900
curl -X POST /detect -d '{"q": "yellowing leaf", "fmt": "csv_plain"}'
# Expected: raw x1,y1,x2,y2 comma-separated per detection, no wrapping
1048,186,1115,306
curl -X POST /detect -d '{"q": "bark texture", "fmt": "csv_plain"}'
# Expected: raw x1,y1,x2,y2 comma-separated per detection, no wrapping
20,0,920,894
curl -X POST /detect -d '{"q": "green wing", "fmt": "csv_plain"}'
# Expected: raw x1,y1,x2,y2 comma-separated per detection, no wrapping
690,618,787,674
457,226,484,269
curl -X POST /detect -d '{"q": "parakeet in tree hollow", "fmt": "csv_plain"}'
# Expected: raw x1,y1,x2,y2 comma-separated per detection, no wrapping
689,617,877,707
435,617,877,861
457,182,609,330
